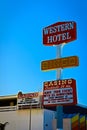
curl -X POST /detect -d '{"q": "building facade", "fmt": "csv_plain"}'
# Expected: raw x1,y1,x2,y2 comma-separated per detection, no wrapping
0,92,87,130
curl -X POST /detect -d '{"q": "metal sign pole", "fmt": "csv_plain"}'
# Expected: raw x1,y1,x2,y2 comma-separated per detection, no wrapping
56,45,62,79
29,105,31,130
56,44,63,130
29,99,32,130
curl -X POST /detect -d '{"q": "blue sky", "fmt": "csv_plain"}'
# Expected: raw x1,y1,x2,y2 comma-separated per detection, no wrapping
0,0,87,105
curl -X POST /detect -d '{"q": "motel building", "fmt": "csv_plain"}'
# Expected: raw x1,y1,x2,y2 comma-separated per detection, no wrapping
0,91,87,130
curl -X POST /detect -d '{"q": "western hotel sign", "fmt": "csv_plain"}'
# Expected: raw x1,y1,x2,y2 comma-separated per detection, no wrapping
43,21,76,46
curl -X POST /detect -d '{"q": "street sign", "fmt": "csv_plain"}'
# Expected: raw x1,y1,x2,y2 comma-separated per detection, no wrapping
43,79,77,106
43,21,77,46
41,56,79,71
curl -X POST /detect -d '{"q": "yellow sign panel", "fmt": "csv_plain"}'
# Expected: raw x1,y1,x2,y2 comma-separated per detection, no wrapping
41,56,79,71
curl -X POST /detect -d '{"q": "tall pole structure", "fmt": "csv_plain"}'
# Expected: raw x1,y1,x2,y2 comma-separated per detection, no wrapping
29,99,32,130
42,20,77,130
56,44,62,79
56,44,63,130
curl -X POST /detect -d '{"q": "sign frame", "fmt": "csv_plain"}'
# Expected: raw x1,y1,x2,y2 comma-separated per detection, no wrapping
17,92,40,108
41,56,79,71
43,79,77,106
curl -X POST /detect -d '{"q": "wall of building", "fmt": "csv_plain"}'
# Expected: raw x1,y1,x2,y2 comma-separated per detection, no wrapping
0,108,43,130
63,118,71,130
52,118,71,130
43,109,55,130
0,108,56,130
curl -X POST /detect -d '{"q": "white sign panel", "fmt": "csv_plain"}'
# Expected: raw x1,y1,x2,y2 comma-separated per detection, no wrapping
17,92,40,107
44,87,73,105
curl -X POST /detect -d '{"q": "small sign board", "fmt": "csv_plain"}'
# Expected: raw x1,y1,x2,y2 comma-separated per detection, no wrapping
43,79,77,106
41,56,79,71
43,21,77,46
17,92,40,109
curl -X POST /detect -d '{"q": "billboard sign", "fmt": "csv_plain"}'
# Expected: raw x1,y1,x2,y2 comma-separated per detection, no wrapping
43,21,77,46
17,92,40,108
43,79,77,106
41,56,79,71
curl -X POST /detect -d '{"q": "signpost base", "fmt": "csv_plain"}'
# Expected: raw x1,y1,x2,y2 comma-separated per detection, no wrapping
56,106,63,130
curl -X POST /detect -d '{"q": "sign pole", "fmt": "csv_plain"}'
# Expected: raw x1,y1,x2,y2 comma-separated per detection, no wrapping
56,44,62,79
29,104,31,130
56,44,63,130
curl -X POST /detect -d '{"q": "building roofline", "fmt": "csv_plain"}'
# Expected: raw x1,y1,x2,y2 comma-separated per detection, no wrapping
76,103,87,109
0,95,17,100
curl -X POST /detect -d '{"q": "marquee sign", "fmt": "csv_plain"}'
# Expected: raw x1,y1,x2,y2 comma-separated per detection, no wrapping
43,21,76,46
41,56,79,71
17,92,40,108
43,79,77,106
